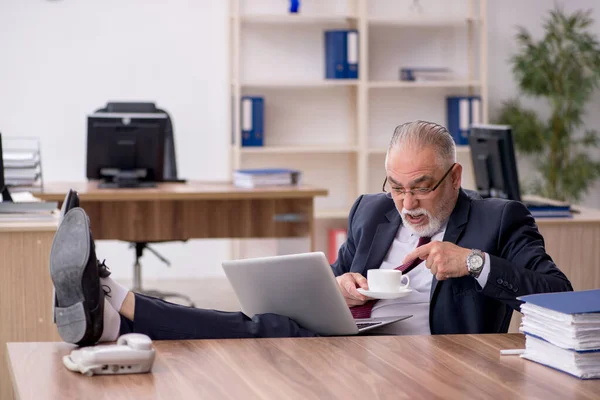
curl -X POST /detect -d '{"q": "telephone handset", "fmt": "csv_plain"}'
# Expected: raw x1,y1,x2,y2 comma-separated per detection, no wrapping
63,333,156,376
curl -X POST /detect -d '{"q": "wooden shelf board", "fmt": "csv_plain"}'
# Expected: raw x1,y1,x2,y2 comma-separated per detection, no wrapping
367,146,470,155
239,146,359,154
240,80,359,89
368,80,481,89
315,209,350,219
368,17,480,27
238,14,358,24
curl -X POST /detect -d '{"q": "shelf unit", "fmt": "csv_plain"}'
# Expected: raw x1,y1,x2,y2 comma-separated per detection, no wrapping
229,0,487,231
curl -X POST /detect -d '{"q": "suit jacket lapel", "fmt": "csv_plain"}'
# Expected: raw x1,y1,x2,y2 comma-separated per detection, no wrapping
430,189,471,299
360,207,401,274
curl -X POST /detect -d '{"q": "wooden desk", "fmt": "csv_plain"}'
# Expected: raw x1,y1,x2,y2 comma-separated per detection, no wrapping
0,219,61,400
7,334,600,399
37,181,328,249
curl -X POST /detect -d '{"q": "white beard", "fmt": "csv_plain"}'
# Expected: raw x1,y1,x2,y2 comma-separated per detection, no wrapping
400,207,444,237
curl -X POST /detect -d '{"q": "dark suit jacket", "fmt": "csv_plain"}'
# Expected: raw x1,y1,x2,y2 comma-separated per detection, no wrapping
331,189,573,334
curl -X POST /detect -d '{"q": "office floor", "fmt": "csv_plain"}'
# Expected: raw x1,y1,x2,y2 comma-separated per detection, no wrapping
116,278,242,312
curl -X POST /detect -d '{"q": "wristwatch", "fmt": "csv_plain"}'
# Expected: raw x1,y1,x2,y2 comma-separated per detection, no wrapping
466,249,485,278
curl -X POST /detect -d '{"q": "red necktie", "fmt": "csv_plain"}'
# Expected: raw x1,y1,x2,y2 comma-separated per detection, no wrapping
350,236,431,319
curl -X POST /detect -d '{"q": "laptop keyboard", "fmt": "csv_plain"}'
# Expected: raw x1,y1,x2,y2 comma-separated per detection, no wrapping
356,322,381,330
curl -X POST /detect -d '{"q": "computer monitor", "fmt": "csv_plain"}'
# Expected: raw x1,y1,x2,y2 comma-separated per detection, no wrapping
0,133,13,202
86,113,168,188
468,124,521,201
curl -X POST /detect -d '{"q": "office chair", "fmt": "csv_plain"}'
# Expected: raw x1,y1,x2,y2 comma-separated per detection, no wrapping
94,102,194,307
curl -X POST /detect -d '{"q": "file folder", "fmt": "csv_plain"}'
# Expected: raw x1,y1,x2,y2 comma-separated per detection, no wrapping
325,30,347,79
346,30,359,79
241,96,264,147
518,289,600,315
325,30,359,79
446,96,482,145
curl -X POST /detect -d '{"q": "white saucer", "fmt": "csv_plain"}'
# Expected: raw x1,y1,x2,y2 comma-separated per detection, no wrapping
357,288,412,300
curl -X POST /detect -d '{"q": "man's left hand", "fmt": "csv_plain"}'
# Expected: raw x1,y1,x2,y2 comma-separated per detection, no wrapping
402,241,474,281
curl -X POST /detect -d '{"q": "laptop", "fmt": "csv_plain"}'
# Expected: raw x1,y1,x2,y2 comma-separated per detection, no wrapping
222,252,411,336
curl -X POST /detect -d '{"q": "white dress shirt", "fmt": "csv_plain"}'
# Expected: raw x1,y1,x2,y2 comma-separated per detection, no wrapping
370,223,491,335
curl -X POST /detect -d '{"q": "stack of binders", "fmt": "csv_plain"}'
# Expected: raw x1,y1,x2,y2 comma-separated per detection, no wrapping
233,168,302,188
518,289,600,379
324,30,359,79
446,96,482,145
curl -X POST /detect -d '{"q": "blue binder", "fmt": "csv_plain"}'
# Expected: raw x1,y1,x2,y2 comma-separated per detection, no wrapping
346,30,359,79
518,289,600,315
240,96,264,147
446,96,482,145
325,30,359,79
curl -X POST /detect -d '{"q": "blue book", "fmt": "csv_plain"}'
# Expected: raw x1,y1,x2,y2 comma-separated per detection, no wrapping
446,96,481,145
233,168,302,188
241,96,264,147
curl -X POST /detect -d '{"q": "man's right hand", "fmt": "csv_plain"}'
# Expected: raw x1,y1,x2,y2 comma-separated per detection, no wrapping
336,272,372,307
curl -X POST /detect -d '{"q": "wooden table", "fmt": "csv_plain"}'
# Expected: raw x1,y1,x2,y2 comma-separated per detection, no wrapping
36,181,328,250
0,219,61,400
7,334,600,399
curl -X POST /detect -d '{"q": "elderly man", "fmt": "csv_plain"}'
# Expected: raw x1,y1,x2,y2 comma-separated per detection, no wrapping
50,121,572,346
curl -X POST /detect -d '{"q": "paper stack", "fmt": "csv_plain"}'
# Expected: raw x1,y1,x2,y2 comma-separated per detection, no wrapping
518,290,600,379
233,168,302,188
0,191,58,222
2,150,41,188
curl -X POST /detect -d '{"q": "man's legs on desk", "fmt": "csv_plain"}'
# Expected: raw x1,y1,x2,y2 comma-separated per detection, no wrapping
50,207,317,346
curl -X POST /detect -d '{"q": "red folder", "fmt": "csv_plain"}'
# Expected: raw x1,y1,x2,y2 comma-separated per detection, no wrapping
328,228,347,264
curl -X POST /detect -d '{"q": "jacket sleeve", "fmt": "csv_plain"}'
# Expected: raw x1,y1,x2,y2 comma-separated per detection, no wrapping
330,195,364,277
481,200,573,310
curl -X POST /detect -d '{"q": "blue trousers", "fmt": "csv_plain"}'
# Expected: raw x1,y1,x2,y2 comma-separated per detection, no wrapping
119,294,318,339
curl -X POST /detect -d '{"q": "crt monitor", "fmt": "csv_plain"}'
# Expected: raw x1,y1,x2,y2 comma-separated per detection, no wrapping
86,113,168,188
468,124,521,201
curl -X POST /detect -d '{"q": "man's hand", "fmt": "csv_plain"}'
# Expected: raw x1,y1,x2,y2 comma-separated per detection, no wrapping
403,241,474,281
336,272,372,307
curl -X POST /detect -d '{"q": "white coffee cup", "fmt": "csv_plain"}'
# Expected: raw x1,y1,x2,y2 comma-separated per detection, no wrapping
367,269,410,293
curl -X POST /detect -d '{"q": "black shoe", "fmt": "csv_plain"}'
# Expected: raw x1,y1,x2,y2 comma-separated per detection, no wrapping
59,189,111,279
97,259,111,278
50,207,104,346
59,189,80,226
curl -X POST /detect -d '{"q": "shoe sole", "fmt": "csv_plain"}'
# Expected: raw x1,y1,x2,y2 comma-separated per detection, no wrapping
50,208,93,344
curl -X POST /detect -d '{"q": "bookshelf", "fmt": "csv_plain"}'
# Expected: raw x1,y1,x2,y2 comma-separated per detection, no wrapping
229,0,487,254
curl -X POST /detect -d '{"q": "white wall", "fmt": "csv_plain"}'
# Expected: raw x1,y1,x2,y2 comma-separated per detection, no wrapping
2,0,600,281
0,0,231,280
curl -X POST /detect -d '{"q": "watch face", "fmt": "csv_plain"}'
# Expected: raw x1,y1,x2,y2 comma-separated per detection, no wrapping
470,254,484,270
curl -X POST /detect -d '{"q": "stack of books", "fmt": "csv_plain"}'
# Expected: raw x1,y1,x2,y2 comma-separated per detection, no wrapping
0,191,58,222
400,67,454,82
522,196,572,218
518,290,600,379
233,168,302,188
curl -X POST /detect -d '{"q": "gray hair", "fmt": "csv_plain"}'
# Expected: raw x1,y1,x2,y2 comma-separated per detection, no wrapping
386,121,456,169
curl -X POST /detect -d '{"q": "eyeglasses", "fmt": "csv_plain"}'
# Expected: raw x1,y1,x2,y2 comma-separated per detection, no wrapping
383,163,456,199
